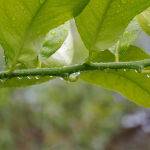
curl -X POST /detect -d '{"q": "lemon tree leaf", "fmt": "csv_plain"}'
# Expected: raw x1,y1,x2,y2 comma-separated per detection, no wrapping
40,22,69,63
81,46,150,107
0,0,89,68
138,8,150,35
41,20,89,67
76,0,150,51
119,20,141,49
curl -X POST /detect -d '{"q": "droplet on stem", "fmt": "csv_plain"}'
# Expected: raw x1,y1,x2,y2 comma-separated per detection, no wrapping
17,77,22,80
68,72,81,82
35,76,40,80
0,79,4,83
27,76,31,80
135,70,138,73
147,74,150,78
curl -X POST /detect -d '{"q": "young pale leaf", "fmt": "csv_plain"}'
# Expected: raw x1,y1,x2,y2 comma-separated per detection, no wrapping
138,8,150,35
0,0,89,69
40,23,69,60
69,20,89,64
119,19,141,49
41,25,74,67
41,20,89,67
75,0,150,51
81,47,150,107
109,20,141,55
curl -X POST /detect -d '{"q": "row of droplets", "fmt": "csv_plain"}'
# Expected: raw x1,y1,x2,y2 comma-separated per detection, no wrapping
0,69,150,83
0,72,81,83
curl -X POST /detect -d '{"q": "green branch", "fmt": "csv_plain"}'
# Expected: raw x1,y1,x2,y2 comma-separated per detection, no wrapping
1,59,150,79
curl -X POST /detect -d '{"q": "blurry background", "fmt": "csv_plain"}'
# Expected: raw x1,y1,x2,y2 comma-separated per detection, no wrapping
0,79,150,150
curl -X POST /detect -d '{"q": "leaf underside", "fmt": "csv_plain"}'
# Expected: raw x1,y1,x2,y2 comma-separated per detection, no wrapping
0,0,89,68
81,46,150,107
76,0,150,50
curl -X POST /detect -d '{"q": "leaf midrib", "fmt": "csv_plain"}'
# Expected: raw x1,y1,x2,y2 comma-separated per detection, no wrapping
107,71,150,98
92,0,114,49
12,0,48,68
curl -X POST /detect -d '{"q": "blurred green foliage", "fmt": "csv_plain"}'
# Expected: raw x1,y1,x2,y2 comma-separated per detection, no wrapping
0,80,136,150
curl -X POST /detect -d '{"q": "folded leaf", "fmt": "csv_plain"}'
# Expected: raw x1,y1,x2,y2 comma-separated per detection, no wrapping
42,20,89,67
76,0,150,50
138,8,150,35
40,23,69,61
109,19,141,55
0,0,89,68
81,46,150,107
69,20,89,64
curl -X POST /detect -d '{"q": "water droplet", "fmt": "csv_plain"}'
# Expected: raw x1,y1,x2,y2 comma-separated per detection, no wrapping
0,79,4,83
68,72,80,82
60,77,64,81
27,76,31,80
35,76,40,80
17,77,22,80
136,66,144,73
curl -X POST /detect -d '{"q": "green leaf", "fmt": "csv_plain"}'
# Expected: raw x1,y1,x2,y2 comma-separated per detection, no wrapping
41,20,89,67
0,76,53,88
69,20,89,64
40,22,69,60
119,45,150,61
75,0,150,51
119,20,141,49
109,19,141,55
0,0,89,69
81,46,150,107
90,50,115,62
138,8,150,35
40,22,74,67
